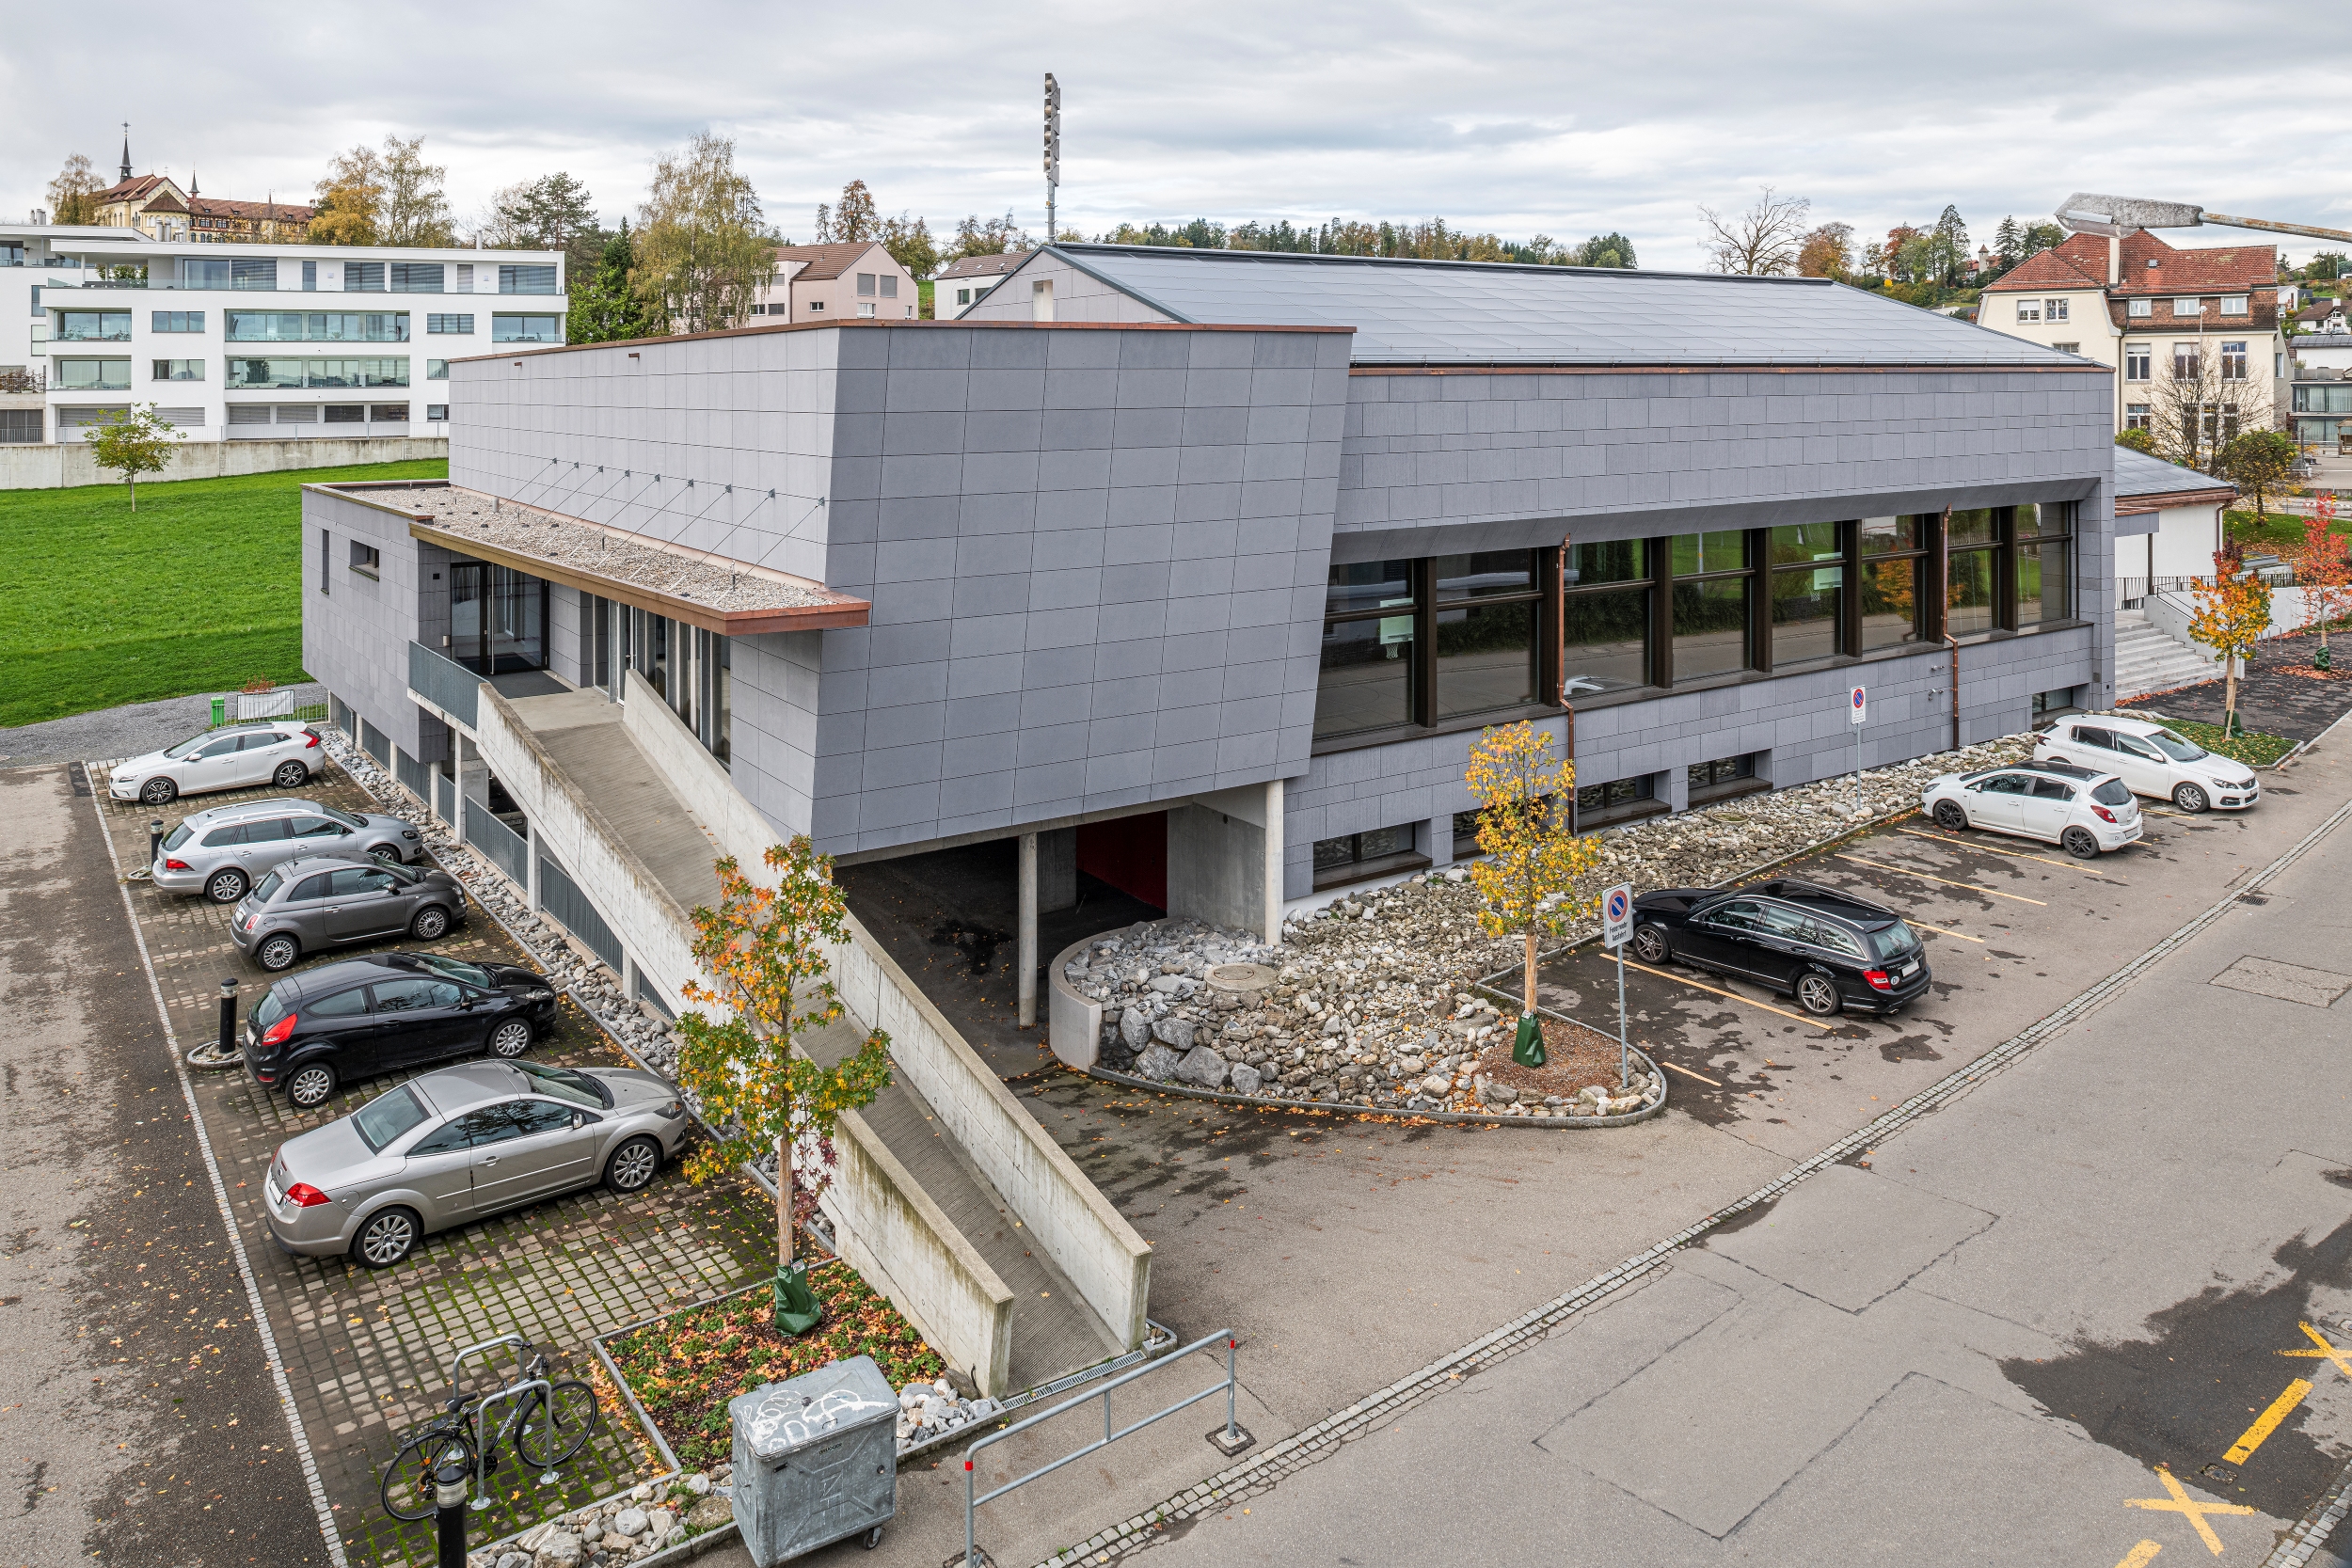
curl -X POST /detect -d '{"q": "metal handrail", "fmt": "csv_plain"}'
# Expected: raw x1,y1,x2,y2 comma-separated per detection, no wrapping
960,1327,1241,1568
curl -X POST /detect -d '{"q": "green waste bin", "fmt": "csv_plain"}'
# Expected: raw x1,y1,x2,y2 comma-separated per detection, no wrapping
210,696,226,728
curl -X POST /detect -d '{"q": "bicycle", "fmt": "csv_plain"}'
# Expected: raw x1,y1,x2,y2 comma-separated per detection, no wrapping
380,1335,599,1523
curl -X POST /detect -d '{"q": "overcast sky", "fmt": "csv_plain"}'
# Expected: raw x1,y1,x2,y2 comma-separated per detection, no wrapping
4,0,2342,267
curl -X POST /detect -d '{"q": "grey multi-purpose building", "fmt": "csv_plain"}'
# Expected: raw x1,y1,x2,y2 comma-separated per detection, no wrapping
303,244,2112,996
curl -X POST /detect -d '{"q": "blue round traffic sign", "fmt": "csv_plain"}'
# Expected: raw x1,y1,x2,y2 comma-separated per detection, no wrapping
1851,686,1867,709
1607,889,1629,922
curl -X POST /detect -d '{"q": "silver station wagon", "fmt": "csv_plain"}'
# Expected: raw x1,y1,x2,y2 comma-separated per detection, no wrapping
264,1059,691,1268
153,798,421,904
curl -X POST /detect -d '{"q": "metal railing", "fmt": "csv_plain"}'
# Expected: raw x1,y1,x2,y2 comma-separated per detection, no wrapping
537,850,622,971
407,640,481,729
466,797,528,886
959,1329,1245,1568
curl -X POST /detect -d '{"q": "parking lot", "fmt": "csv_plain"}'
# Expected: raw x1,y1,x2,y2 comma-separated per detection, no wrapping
90,765,775,1567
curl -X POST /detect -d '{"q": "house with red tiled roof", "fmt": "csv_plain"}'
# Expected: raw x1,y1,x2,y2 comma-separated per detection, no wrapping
88,135,312,242
745,242,918,324
1980,230,2287,457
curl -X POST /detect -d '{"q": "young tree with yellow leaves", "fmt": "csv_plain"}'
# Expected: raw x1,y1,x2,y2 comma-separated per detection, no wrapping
2187,550,2275,736
1463,722,1604,1066
675,837,893,1333
2287,494,2352,672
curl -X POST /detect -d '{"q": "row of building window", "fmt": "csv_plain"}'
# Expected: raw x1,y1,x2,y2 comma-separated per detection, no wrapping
161,259,557,294
55,309,503,343
1314,508,2075,744
227,404,445,425
2019,295,2249,323
2123,342,2249,382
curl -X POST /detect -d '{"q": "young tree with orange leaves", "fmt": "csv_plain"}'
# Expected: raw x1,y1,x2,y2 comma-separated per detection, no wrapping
2286,494,2352,672
2187,551,2275,736
1464,722,1604,1066
675,836,893,1332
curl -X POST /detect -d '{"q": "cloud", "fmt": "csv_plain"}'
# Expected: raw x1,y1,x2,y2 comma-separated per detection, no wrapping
5,0,2341,263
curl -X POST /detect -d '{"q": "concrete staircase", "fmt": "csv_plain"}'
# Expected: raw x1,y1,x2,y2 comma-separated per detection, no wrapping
2115,608,2220,700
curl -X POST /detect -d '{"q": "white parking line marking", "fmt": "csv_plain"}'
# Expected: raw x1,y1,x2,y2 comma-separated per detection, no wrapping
1835,854,2049,905
1898,827,2112,877
1661,1061,1724,1087
1906,919,1985,943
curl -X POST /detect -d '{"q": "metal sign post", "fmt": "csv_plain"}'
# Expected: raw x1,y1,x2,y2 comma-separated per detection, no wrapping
1850,684,1867,784
1601,882,1632,1089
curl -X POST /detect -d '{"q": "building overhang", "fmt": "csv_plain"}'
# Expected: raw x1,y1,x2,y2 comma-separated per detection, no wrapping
313,481,870,636
2115,487,2236,516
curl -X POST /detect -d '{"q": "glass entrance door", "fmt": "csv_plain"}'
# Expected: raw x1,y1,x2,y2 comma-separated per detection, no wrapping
448,562,546,673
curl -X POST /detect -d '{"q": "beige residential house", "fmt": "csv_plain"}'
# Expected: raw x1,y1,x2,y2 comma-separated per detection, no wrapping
87,138,312,243
933,252,1027,318
749,242,918,322
1978,230,2286,454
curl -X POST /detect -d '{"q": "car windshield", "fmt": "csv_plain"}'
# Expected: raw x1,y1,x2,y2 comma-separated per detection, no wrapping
251,987,289,1032
511,1059,611,1109
2092,780,2134,807
411,954,493,988
1867,921,1921,960
2145,729,2208,763
251,870,284,902
353,1085,430,1153
163,824,193,849
162,731,215,759
320,806,367,830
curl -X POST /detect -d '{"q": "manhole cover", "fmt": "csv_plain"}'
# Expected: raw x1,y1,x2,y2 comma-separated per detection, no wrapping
1205,962,1278,992
2209,955,2352,1009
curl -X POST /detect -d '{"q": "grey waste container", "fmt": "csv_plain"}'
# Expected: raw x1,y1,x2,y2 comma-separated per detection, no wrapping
728,1354,898,1564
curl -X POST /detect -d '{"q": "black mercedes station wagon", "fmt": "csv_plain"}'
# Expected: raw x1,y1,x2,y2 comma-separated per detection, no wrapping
245,952,562,1110
1628,879,1931,1018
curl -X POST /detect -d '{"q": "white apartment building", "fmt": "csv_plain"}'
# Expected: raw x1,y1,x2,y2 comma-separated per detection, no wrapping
1,224,564,446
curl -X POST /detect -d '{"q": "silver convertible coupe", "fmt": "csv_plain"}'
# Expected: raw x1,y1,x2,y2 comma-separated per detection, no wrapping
264,1058,691,1268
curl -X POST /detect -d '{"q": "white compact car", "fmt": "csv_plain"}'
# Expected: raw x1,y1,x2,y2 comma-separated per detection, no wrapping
1921,759,2142,859
2033,715,2258,813
108,722,323,806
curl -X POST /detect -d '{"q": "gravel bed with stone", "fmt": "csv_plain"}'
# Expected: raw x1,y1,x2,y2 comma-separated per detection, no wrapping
475,1467,735,1568
1076,733,2035,1122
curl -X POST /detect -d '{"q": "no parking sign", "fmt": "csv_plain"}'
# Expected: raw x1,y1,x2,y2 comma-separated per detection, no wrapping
1851,685,1867,725
1602,882,1633,948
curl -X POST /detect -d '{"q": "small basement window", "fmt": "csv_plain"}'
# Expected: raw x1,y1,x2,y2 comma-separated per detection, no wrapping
1687,752,1766,803
2032,687,2083,726
1312,823,1429,891
348,540,380,579
1574,774,1662,828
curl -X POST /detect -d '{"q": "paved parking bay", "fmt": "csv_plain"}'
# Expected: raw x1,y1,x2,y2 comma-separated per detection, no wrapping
87,766,774,1567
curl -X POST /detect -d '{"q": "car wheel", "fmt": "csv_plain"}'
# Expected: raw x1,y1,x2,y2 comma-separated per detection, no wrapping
409,906,450,941
1795,972,1844,1017
285,1061,337,1109
2172,782,2209,813
273,761,310,788
1631,925,1671,964
256,933,300,972
1932,800,1970,832
371,845,404,864
605,1136,662,1194
487,1019,532,1058
204,867,248,904
139,776,178,805
2062,826,2103,860
351,1206,420,1270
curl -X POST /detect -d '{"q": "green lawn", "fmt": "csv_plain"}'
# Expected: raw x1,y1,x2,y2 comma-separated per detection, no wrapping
2225,508,2351,551
0,458,447,728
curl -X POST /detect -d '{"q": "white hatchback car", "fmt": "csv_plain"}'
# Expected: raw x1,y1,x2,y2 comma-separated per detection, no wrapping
1921,759,2142,859
2032,715,2259,814
108,722,323,806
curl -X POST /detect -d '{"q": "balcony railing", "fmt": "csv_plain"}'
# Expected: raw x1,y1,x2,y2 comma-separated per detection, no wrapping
408,641,480,729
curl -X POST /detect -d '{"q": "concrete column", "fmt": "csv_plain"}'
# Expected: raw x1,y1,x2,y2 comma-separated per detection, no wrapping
526,832,542,911
455,734,489,844
1037,827,1077,912
1263,779,1284,945
1018,832,1039,1028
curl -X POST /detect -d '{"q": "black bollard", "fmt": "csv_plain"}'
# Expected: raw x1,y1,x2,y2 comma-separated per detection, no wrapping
217,980,237,1058
148,818,165,869
434,1456,470,1567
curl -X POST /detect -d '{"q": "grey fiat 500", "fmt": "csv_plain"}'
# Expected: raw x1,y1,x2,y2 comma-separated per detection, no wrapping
263,1059,690,1268
152,799,421,904
230,853,469,972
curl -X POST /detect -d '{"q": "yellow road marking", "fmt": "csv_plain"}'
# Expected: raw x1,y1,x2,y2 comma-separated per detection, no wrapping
2281,1321,2352,1377
1908,919,1984,943
1899,826,2111,877
2115,1543,2163,1568
2224,1378,2313,1465
1835,854,2050,906
1619,958,1836,1031
1661,1061,1724,1087
2124,1465,2254,1554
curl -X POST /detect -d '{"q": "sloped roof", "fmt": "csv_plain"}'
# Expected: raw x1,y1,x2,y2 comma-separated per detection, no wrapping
773,242,893,281
1031,244,2085,367
2113,444,2234,512
191,196,314,223
139,190,189,215
93,174,171,204
935,252,1027,281
1981,236,2108,293
2115,230,2275,295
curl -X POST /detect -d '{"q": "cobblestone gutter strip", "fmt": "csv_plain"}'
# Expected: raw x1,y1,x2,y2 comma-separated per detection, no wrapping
1026,793,2352,1568
76,765,353,1568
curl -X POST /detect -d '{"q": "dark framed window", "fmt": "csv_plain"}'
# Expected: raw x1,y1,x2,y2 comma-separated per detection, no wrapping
1317,551,1558,742
348,539,380,578
342,261,385,292
1668,530,1753,683
1688,752,1762,802
320,527,330,595
1315,559,1418,739
1433,550,1544,720
491,313,562,343
1766,522,1844,668
426,313,474,335
389,261,444,293
1574,774,1658,827
1858,515,1930,652
151,310,204,332
151,358,203,381
1946,508,1998,640
424,403,448,420
499,264,559,294
2013,504,2073,628
1562,539,1650,696
1311,824,1425,890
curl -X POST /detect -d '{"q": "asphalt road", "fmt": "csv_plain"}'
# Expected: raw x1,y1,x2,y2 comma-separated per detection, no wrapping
0,762,326,1565
1134,759,2352,1566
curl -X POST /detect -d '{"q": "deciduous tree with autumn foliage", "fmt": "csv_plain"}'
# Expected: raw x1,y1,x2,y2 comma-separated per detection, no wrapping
2187,550,2275,735
1463,722,1604,1066
675,837,892,1332
2287,493,2352,672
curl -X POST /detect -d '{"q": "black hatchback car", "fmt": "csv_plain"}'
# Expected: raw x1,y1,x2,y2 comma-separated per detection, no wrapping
1629,879,1931,1017
245,952,561,1110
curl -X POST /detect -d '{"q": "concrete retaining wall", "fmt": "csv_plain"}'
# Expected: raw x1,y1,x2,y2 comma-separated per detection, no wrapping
2147,586,2312,653
820,1108,1016,1396
1,436,443,489
1048,938,1103,1071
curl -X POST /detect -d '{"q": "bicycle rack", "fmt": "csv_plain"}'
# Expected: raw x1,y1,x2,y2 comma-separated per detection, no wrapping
444,1334,555,1506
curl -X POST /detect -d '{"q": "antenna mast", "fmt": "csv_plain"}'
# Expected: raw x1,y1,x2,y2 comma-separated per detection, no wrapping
1043,73,1061,242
